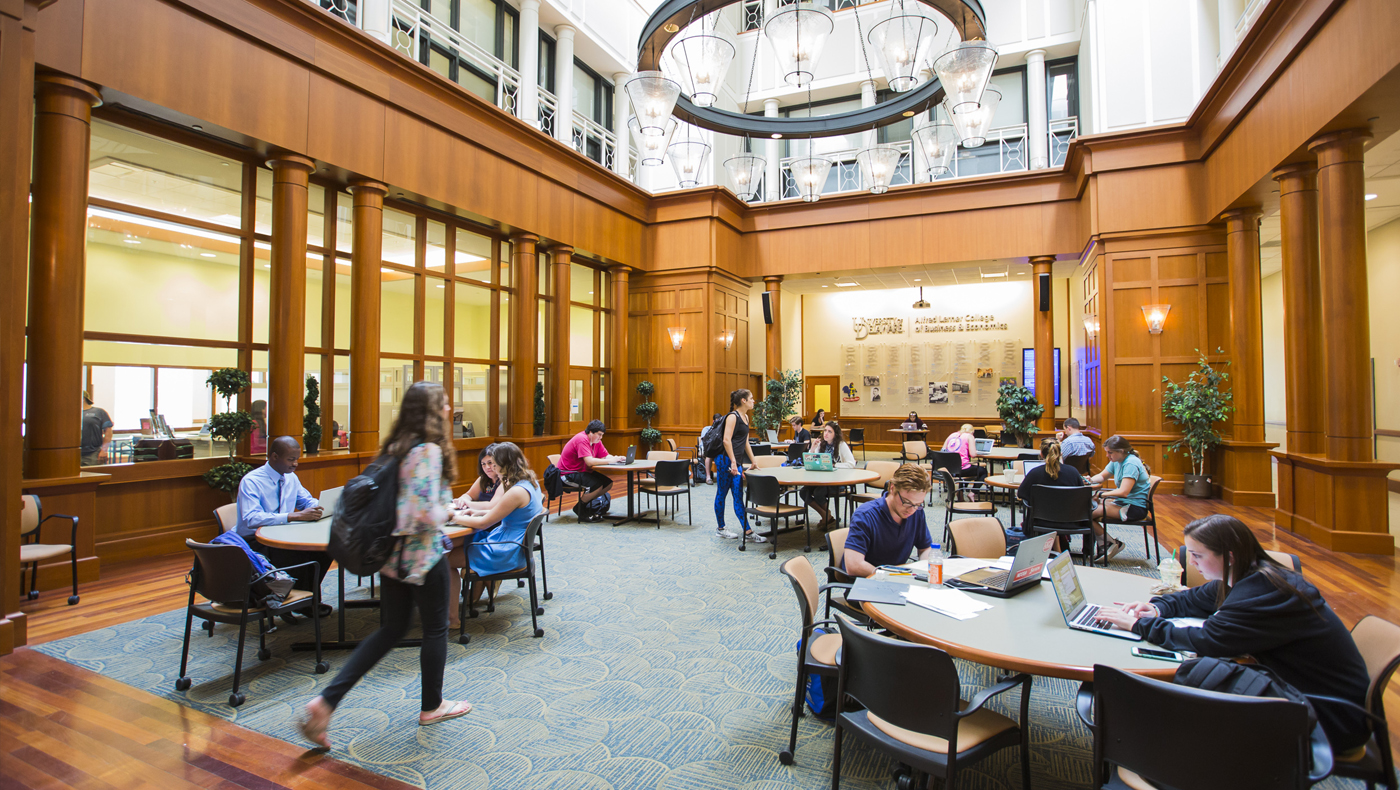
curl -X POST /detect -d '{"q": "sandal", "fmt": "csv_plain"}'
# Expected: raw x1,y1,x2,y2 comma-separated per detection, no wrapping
299,697,332,750
419,699,472,726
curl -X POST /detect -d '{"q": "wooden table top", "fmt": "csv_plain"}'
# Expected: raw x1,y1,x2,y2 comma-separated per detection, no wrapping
597,459,658,472
863,565,1176,682
745,466,881,486
889,428,930,434
256,520,472,551
980,446,1035,460
984,474,1026,489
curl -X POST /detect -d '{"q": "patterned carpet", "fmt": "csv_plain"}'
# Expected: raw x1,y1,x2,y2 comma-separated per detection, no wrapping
35,484,1368,789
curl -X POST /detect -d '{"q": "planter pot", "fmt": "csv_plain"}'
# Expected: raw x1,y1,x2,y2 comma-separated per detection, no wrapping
1183,474,1213,498
304,437,320,454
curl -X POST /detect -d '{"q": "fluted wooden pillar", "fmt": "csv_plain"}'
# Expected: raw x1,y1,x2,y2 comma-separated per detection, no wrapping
265,154,315,446
1223,208,1265,444
24,75,101,479
508,234,539,437
1031,256,1055,431
1309,130,1373,463
764,275,782,379
549,246,573,436
609,266,631,429
1272,165,1325,455
349,179,387,453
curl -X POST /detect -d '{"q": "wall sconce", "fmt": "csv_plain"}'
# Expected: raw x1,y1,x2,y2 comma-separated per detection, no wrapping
720,328,735,350
667,326,687,350
1082,314,1099,336
1141,304,1171,334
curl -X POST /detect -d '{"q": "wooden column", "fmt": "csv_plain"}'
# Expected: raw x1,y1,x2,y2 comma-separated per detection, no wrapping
609,265,632,430
1310,130,1373,463
1223,208,1265,444
549,246,573,436
348,179,386,453
23,74,101,480
1,0,40,655
265,153,315,445
508,234,539,437
764,275,782,379
1031,256,1055,431
1272,164,1325,455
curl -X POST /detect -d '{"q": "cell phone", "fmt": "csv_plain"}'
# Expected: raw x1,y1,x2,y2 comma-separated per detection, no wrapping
1132,646,1187,663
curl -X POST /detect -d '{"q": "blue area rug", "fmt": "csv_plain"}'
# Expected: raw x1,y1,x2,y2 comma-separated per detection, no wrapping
34,486,1367,789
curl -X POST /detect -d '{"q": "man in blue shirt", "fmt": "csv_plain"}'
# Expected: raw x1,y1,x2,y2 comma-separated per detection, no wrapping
1057,417,1095,461
238,436,330,596
843,464,934,577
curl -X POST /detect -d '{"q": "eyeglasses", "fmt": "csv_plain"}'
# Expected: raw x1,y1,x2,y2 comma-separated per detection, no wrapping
893,491,921,510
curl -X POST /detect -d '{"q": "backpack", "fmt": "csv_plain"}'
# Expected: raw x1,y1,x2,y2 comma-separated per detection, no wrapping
574,490,611,518
799,626,839,719
691,457,708,484
542,463,564,501
703,412,734,459
1174,656,1319,731
328,454,403,575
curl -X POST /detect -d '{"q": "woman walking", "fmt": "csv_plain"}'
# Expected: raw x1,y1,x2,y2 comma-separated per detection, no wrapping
299,381,470,749
715,389,762,542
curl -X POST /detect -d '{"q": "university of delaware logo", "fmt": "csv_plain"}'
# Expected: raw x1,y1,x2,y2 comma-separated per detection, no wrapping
853,317,868,340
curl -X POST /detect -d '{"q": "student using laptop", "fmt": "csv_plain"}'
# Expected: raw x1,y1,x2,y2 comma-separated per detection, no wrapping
800,422,856,528
940,423,987,482
558,419,623,522
901,411,927,430
785,416,812,461
1014,439,1087,542
1099,514,1371,756
1046,550,1141,641
841,464,933,578
1084,435,1145,562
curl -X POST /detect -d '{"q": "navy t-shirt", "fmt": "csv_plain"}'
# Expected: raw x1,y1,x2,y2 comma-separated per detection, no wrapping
843,496,932,572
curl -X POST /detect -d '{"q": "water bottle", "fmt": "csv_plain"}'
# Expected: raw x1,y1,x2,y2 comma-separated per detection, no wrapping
929,543,944,585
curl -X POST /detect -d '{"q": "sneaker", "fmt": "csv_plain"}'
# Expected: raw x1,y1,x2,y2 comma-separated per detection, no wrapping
1105,539,1126,561
744,531,766,544
718,528,739,539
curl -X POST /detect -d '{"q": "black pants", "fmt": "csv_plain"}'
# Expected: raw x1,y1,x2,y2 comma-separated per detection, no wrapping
321,556,449,712
565,469,611,494
247,536,332,593
957,465,989,483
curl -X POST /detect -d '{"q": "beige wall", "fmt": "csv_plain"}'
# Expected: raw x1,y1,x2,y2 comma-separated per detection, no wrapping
1260,271,1286,442
1369,218,1400,468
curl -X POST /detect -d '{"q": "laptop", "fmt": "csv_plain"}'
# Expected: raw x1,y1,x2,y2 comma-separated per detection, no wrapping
1021,460,1045,475
975,438,995,453
1047,551,1142,641
318,486,343,519
802,452,835,471
622,445,637,465
944,534,1056,598
766,429,780,443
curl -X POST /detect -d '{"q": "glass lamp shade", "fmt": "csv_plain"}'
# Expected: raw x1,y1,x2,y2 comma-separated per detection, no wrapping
668,34,735,108
947,85,1001,148
932,40,998,113
668,138,711,187
911,120,958,177
724,154,766,200
625,71,682,136
628,116,678,165
764,2,835,87
868,4,939,93
1141,304,1171,334
856,145,903,194
789,156,834,202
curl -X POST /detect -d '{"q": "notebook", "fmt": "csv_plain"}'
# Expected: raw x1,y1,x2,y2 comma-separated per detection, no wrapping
846,577,910,606
1047,551,1142,641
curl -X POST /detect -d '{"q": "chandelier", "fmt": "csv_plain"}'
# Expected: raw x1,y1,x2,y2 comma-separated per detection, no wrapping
856,145,902,194
868,0,941,93
668,31,734,108
668,126,711,187
764,1,835,88
789,156,834,202
911,116,958,177
933,41,998,113
723,154,765,201
947,85,1002,148
625,71,681,136
629,116,678,166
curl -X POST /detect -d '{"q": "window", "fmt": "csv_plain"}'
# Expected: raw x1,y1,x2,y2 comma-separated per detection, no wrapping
566,262,610,428
741,0,762,31
572,62,616,165
1047,58,1078,121
539,33,556,93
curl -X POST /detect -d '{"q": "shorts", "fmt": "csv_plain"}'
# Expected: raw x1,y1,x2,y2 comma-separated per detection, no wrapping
1117,503,1148,521
564,470,611,493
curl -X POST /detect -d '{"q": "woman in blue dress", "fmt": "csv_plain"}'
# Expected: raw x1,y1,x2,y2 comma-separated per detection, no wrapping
451,442,544,603
448,444,498,627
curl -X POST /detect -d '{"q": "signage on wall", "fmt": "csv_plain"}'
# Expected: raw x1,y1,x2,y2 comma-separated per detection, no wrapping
1022,348,1062,407
852,317,904,340
913,315,1010,333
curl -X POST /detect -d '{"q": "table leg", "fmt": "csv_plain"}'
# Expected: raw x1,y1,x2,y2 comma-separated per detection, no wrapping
609,468,654,526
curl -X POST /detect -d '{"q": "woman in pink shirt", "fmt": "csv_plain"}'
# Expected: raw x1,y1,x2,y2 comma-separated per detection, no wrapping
941,423,987,482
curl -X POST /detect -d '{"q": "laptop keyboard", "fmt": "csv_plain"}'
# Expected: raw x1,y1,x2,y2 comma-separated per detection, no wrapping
1073,603,1116,630
977,570,1009,588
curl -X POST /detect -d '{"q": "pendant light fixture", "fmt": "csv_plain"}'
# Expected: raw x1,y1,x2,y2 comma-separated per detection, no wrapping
764,1,835,88
724,153,766,200
856,144,903,194
625,71,682,136
628,117,678,165
788,155,834,202
931,40,998,113
668,126,711,187
668,30,735,108
868,0,940,93
911,117,958,177
947,85,1002,148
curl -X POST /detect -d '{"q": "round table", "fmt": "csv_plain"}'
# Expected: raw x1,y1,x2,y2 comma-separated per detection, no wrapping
596,459,659,525
862,565,1175,682
743,467,882,558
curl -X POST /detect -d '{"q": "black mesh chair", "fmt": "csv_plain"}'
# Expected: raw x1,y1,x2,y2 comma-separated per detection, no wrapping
752,442,773,456
1024,484,1098,565
176,538,327,707
1099,475,1163,564
931,468,995,546
638,459,693,527
745,474,808,560
832,617,1032,790
1076,664,1333,789
460,513,547,643
847,428,867,463
778,556,852,766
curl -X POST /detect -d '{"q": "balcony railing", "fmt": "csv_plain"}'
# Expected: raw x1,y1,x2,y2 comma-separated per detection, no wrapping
538,89,559,138
387,0,521,117
779,140,914,200
1049,117,1078,168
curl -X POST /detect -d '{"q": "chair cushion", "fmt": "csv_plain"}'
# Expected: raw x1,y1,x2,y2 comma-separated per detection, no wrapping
749,504,805,517
207,588,313,614
1116,768,1161,790
639,483,685,493
849,493,880,504
951,502,994,512
866,702,1016,755
20,544,72,562
809,633,841,666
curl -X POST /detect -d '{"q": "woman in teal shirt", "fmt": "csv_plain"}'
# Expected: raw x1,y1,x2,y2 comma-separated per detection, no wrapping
1086,434,1152,561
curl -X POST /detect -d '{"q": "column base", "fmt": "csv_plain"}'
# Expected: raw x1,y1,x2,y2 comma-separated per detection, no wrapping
0,613,27,655
1218,439,1278,507
1272,450,1398,555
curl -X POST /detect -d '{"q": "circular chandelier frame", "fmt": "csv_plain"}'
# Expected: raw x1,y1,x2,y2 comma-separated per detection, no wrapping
637,0,987,138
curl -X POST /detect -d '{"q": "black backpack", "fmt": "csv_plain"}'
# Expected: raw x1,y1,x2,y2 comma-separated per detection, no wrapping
328,454,402,575
703,412,733,459
1174,656,1319,731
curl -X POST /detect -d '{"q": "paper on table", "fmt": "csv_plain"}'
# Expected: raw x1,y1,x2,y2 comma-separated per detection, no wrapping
902,587,994,620
1168,617,1206,628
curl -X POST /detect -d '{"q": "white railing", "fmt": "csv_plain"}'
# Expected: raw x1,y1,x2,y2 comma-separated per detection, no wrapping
573,112,623,171
778,140,914,200
1048,117,1079,168
388,0,521,117
538,89,559,139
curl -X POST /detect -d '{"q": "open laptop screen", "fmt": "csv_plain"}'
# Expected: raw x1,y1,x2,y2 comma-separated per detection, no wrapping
1047,551,1087,618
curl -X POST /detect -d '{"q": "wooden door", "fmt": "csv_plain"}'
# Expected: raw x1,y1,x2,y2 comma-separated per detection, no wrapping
805,375,840,424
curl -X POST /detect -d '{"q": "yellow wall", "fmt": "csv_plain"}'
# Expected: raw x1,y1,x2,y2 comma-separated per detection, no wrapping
1260,271,1286,444
1369,218,1400,469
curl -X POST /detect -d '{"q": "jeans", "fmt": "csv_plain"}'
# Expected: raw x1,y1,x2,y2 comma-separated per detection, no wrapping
713,454,746,531
321,556,449,712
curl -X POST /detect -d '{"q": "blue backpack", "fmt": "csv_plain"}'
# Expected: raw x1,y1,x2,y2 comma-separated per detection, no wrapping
798,626,839,719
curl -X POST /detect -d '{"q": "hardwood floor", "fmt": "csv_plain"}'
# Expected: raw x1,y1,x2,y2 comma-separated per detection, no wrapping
4,490,1397,786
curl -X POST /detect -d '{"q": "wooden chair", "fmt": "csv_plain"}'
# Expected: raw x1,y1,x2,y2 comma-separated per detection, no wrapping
982,424,1002,442
777,556,850,766
1100,475,1163,564
745,474,808,559
947,517,1007,559
662,437,692,459
176,539,327,707
638,459,692,528
1322,615,1400,790
460,514,547,643
20,495,80,605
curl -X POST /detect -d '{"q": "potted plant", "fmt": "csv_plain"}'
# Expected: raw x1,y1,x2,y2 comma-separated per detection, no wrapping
303,375,322,454
533,381,546,436
1161,350,1233,498
203,368,254,500
995,381,1044,448
754,369,803,436
635,380,661,450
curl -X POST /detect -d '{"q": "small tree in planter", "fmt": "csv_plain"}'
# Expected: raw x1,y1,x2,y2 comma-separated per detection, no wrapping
995,381,1044,448
533,381,546,436
203,368,254,500
635,380,661,449
1161,350,1233,498
303,375,323,453
754,369,803,435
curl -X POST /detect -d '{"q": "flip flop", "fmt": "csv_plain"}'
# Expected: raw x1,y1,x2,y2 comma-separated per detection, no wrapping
419,700,472,726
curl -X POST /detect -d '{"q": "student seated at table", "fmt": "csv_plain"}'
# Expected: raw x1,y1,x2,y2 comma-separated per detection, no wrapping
1055,417,1094,466
1101,514,1371,757
451,442,545,603
1014,439,1085,541
841,463,933,577
1085,434,1146,562
447,444,498,627
785,416,813,461
558,419,622,522
901,411,927,430
812,408,826,428
940,423,987,482
800,422,857,527
235,435,330,600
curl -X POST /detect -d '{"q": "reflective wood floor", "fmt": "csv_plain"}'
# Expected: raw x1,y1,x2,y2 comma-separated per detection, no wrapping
5,491,1398,786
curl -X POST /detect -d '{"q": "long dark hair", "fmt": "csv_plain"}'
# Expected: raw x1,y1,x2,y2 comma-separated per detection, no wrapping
1184,515,1316,614
729,389,752,409
821,421,844,456
1103,434,1150,473
477,442,499,494
381,381,456,484
491,442,537,492
813,408,826,425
